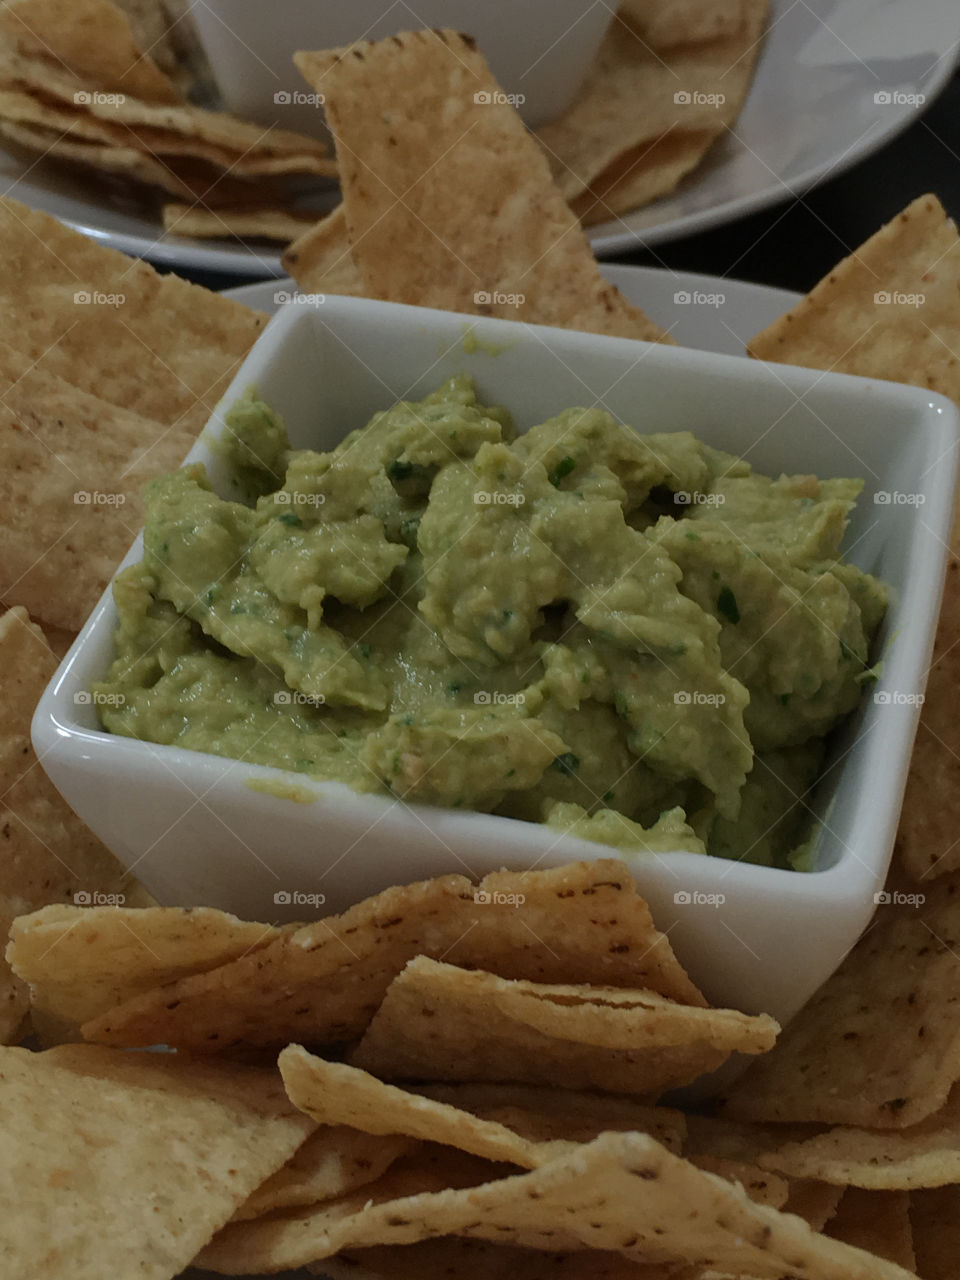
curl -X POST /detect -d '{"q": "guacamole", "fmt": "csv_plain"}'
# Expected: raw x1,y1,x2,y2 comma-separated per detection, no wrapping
96,376,887,868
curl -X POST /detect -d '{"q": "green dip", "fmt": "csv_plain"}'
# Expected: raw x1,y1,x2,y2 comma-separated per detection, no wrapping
96,376,887,868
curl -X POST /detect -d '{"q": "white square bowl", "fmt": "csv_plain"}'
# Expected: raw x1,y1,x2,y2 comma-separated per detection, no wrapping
33,296,958,1024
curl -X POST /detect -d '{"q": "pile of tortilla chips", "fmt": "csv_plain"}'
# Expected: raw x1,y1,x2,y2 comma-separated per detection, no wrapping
0,0,336,239
0,0,764,248
0,861,927,1277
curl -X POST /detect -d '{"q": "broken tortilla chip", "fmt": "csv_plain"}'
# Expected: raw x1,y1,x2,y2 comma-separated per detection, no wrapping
194,1128,918,1277
82,861,705,1052
7,902,279,1031
723,874,960,1129
349,957,777,1094
572,128,722,225
294,30,670,343
0,608,151,1043
0,1042,315,1277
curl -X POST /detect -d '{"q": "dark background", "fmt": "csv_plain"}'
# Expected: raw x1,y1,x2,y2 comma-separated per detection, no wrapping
618,72,960,293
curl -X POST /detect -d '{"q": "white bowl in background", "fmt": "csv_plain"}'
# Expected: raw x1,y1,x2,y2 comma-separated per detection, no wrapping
33,296,958,1024
187,0,614,131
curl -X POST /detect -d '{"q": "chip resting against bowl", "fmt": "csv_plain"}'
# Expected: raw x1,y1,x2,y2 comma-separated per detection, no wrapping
291,28,668,341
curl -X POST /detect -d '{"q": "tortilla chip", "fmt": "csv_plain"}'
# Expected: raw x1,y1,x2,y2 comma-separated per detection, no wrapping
414,1082,687,1152
83,860,705,1052
573,129,721,225
747,194,960,396
233,1126,416,1222
621,0,746,47
758,1086,960,1189
316,1241,685,1280
0,339,201,628
162,202,320,242
896,553,960,881
723,874,960,1129
283,202,363,295
0,609,152,1043
825,1189,916,1270
909,1185,960,1279
280,1047,574,1170
194,1129,919,1277
0,195,264,431
0,1041,314,1276
7,902,279,1030
349,957,777,1094
0,0,181,102
537,2,766,205
294,30,670,343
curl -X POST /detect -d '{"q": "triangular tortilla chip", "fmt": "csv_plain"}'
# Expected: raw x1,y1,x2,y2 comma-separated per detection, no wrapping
294,30,670,342
82,861,705,1052
194,1129,918,1277
348,956,777,1094
0,1042,315,1276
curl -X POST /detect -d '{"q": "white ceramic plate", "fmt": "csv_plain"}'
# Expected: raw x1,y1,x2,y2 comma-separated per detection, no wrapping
3,0,955,276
